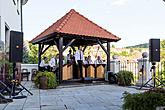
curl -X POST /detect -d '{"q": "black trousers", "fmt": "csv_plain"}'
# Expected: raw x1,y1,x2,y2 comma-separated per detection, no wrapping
77,60,83,78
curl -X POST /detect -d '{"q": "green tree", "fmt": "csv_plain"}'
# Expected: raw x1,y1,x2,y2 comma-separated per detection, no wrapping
161,40,165,48
111,44,115,48
23,43,29,63
28,43,38,64
119,51,129,57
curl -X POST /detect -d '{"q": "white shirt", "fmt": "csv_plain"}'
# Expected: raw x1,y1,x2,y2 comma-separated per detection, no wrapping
67,54,72,61
83,60,88,64
40,60,48,67
56,58,66,65
94,59,103,64
74,50,84,61
88,59,93,64
49,57,56,67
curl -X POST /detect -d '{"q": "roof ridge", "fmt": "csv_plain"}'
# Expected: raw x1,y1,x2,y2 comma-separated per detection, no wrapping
56,9,75,31
74,10,120,40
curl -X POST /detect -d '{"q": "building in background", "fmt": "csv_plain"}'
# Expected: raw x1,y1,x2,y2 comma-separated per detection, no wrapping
0,0,28,81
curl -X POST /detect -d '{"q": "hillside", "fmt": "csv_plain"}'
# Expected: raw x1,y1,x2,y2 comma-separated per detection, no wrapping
125,43,148,48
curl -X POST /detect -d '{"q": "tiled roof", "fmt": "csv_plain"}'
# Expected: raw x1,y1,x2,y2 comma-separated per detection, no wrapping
31,9,121,43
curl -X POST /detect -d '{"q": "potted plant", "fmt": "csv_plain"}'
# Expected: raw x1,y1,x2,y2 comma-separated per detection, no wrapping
116,70,134,86
34,71,58,89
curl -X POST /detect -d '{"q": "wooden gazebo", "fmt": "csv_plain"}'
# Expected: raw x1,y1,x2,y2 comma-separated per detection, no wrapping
30,9,121,83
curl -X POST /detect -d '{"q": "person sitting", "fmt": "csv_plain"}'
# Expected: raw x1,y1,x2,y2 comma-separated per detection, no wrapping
49,55,56,71
87,55,93,64
83,57,88,64
94,56,103,64
56,54,66,65
39,57,49,71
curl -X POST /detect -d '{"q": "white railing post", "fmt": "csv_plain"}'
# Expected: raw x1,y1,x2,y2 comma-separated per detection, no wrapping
136,52,151,85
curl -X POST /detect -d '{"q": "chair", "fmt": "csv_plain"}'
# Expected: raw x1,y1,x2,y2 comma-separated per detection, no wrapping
21,69,30,81
31,69,37,81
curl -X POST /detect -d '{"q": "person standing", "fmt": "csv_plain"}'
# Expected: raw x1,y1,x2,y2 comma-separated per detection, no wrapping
74,46,84,80
66,49,73,64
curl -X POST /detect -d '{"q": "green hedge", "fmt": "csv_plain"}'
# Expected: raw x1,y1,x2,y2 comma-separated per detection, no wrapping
122,89,165,110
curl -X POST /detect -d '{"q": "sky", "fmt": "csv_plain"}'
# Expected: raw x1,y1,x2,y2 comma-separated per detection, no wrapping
23,0,165,48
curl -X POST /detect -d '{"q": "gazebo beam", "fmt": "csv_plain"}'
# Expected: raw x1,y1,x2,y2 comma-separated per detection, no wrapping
53,40,59,51
39,43,44,56
71,46,76,52
41,44,52,55
38,43,42,67
59,37,63,84
82,45,87,52
107,42,110,71
98,40,109,56
62,39,75,52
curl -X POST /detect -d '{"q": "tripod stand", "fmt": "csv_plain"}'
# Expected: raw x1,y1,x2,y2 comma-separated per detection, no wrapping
139,62,165,89
5,63,33,99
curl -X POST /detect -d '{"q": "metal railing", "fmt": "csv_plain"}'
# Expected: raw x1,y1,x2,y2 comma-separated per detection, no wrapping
116,61,165,86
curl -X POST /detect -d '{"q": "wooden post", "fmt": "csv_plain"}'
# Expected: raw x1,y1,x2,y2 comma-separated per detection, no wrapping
38,43,41,67
107,42,110,71
59,37,63,83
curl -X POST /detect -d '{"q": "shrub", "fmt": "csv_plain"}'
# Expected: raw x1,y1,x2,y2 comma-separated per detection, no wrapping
34,71,58,89
122,88,165,110
117,70,134,86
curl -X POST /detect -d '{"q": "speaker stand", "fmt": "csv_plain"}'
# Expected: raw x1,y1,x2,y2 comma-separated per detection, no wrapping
139,62,165,90
7,63,33,99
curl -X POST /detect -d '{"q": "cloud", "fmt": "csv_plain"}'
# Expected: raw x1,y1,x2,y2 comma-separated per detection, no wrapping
112,0,129,6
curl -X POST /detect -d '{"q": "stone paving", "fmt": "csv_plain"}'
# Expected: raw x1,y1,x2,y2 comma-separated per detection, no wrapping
0,81,143,110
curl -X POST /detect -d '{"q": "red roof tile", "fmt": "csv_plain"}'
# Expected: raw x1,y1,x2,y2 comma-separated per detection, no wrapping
31,9,121,43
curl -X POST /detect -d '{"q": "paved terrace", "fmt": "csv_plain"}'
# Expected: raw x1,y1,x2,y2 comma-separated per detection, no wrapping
0,81,143,110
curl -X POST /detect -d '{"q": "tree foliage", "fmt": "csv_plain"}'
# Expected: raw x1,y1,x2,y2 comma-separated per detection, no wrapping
23,43,29,63
27,43,38,64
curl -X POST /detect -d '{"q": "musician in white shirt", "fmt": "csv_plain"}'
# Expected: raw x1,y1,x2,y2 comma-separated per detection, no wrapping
87,55,93,64
83,57,88,64
39,57,49,71
94,56,103,64
74,46,84,80
49,56,56,71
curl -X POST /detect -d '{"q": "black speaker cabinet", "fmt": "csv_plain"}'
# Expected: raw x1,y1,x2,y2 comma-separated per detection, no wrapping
9,31,23,62
149,39,160,62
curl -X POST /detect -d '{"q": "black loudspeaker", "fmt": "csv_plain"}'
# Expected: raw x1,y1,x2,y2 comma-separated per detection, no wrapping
9,31,23,62
149,38,160,62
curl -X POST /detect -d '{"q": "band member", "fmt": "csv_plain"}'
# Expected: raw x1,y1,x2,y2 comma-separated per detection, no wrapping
66,49,73,64
83,57,88,64
49,55,56,71
94,56,103,64
74,46,84,80
87,55,93,64
39,57,49,71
